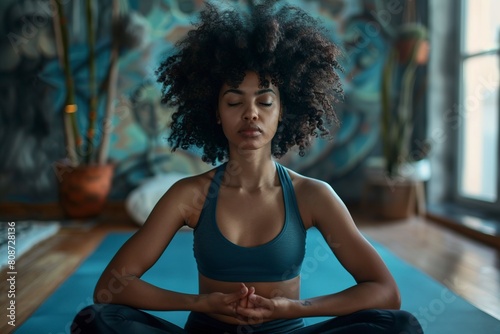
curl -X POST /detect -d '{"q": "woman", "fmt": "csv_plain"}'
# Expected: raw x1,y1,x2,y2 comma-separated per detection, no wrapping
72,1,423,333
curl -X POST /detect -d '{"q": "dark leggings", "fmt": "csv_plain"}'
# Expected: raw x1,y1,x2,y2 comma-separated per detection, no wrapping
71,304,423,334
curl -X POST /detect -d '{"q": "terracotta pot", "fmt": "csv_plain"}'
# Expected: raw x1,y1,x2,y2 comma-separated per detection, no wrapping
56,163,114,218
361,179,418,220
362,157,429,220
377,182,415,219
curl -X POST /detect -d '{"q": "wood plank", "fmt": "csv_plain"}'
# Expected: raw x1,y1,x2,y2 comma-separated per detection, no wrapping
355,214,500,321
0,219,138,333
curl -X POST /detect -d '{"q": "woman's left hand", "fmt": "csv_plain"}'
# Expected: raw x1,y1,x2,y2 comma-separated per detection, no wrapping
235,292,293,323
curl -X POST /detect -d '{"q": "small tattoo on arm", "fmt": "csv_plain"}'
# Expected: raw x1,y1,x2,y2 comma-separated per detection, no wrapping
300,300,312,306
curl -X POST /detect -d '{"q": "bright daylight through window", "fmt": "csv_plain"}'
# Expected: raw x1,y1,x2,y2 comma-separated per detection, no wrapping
459,0,499,204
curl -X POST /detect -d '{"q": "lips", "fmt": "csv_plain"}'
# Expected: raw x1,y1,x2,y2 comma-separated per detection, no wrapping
238,125,262,137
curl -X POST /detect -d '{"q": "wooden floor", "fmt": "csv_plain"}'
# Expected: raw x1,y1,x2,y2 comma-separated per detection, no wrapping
1,212,499,333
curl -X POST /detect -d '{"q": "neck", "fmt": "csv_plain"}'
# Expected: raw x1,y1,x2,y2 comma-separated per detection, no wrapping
224,150,277,190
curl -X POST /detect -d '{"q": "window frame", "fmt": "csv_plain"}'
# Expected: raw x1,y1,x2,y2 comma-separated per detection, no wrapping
453,0,500,214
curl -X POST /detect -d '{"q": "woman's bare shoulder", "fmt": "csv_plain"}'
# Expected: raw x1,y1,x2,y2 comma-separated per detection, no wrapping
159,167,218,227
283,167,344,228
172,167,216,190
285,167,336,199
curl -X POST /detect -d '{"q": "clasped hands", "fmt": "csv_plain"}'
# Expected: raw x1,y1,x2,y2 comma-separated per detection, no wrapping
205,283,290,323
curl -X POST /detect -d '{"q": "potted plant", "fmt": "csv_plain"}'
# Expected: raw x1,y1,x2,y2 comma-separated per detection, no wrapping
380,23,429,178
52,0,148,218
363,22,431,220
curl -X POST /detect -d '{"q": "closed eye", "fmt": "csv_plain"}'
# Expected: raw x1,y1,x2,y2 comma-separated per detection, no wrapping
227,102,241,107
260,102,273,107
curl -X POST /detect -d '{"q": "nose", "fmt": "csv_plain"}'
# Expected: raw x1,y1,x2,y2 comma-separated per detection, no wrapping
243,104,258,121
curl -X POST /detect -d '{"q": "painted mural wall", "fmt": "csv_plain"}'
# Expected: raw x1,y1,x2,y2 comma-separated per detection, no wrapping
0,0,416,204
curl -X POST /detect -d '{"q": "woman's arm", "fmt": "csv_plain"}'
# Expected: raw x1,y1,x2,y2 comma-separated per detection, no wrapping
93,176,251,315
237,178,400,320
294,178,400,317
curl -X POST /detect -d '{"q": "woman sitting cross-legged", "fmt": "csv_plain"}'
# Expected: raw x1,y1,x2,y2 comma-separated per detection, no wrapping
71,1,423,333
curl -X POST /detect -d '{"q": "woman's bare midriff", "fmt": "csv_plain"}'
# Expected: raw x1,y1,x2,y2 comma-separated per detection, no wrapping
198,273,301,325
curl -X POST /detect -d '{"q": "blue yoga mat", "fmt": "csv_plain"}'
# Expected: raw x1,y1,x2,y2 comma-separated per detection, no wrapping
16,228,500,333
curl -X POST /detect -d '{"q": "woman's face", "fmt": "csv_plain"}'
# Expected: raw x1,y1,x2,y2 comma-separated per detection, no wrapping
217,71,281,155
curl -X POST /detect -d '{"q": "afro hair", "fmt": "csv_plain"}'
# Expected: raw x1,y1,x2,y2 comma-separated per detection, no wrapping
156,0,343,164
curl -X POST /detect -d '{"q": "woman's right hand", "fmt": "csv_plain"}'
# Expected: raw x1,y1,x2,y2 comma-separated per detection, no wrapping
200,283,253,317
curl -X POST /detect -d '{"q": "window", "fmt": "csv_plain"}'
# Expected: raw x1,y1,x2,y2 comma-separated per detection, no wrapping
457,0,499,210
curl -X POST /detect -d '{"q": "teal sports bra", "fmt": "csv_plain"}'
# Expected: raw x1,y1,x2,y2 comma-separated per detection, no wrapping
193,162,307,282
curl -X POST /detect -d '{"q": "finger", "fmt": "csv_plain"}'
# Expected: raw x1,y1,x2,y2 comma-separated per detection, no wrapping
230,301,237,313
249,294,268,308
235,305,253,317
247,287,256,308
248,293,258,304
236,305,264,320
225,284,248,304
239,292,248,308
239,286,255,308
239,283,249,297
242,283,251,307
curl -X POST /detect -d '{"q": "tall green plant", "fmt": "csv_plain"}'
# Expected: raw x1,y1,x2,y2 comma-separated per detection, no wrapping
97,0,120,165
380,24,428,178
54,1,115,166
85,0,98,164
55,1,81,166
54,0,147,166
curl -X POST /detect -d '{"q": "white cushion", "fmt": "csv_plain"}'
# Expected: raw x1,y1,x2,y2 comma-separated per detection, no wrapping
125,173,188,225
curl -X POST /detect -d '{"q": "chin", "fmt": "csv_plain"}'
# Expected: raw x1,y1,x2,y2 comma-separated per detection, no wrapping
232,142,267,154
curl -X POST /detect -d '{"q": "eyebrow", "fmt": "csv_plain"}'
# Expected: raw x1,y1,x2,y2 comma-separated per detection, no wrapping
222,88,276,96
